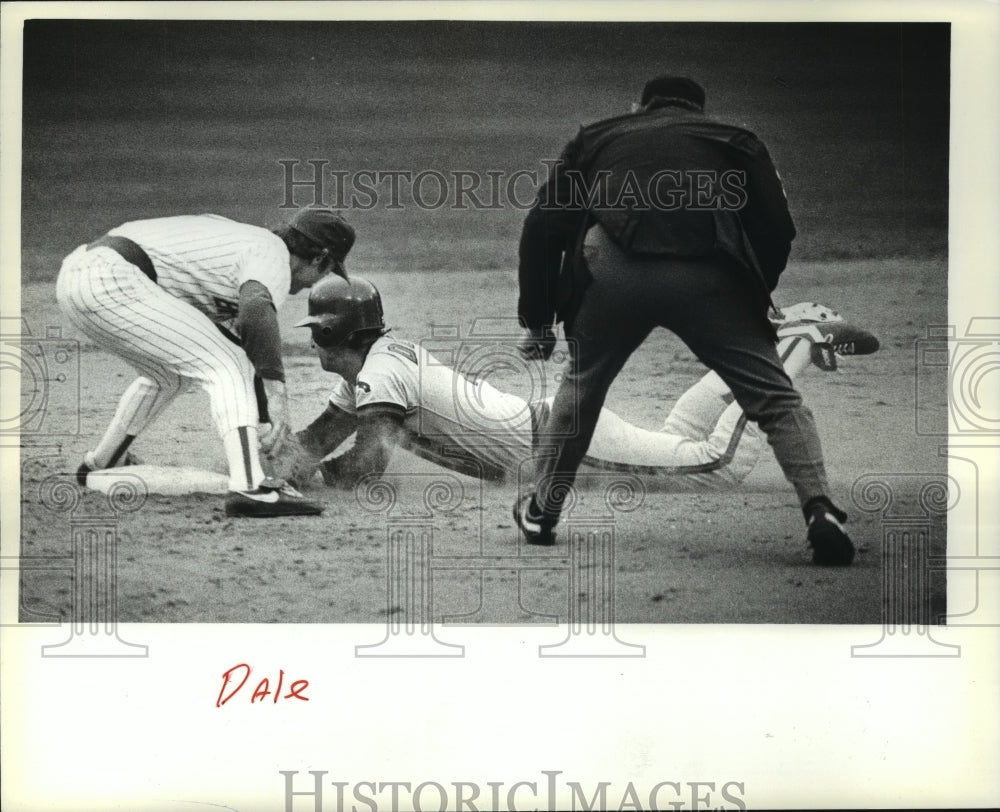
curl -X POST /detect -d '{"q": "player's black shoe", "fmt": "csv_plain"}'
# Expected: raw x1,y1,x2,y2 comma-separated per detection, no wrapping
513,493,557,546
225,478,323,518
820,322,880,357
75,451,143,487
805,499,855,566
776,318,880,373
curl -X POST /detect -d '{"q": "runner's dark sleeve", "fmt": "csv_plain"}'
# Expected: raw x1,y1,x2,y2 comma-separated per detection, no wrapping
297,403,358,458
237,280,285,382
320,404,406,488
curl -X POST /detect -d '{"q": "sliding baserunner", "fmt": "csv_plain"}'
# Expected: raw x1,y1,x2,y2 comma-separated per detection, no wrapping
273,277,877,501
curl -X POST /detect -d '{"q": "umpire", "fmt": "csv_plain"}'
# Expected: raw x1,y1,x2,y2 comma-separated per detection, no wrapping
514,74,855,565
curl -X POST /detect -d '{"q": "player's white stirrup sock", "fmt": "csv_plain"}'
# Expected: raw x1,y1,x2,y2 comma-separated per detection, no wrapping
87,375,178,469
776,332,815,381
223,426,267,491
81,443,137,474
89,431,140,469
86,379,266,489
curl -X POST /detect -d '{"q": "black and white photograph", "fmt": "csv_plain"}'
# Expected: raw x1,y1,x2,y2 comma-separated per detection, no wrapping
11,16,953,624
1,2,997,810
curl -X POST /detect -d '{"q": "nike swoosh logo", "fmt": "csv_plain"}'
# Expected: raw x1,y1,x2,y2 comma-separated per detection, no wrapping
518,504,545,533
521,515,543,533
234,489,280,503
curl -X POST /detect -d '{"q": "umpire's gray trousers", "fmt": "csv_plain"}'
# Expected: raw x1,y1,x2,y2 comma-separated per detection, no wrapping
533,225,833,521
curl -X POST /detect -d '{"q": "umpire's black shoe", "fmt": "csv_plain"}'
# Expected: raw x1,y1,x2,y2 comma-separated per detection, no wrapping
513,493,557,546
805,500,855,566
225,478,323,518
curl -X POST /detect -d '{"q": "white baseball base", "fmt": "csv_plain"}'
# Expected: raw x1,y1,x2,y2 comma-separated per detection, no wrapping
84,464,229,496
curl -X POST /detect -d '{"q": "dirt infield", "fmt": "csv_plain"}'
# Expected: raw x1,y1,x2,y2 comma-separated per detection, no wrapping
12,20,949,624
17,256,946,624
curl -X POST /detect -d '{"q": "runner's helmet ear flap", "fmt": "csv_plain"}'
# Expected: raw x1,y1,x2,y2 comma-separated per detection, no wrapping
294,275,385,348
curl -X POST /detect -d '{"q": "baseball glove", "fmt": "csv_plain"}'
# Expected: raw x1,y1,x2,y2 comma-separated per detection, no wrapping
261,432,323,490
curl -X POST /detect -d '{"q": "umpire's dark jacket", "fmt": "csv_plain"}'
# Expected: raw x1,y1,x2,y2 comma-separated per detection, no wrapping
518,99,796,329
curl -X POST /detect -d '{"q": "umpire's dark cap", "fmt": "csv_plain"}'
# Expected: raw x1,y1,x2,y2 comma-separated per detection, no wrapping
289,207,356,271
641,75,705,110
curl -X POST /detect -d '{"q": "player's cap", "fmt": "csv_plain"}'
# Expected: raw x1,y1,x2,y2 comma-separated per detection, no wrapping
640,75,705,110
288,207,356,274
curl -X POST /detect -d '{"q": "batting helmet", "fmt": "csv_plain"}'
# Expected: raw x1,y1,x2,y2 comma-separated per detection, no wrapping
295,275,386,348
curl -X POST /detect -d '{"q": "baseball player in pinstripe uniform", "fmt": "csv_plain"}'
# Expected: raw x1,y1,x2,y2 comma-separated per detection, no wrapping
56,207,354,517
283,277,877,500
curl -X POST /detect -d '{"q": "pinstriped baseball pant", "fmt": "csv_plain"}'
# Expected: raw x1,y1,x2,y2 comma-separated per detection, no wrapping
533,225,834,521
56,245,260,438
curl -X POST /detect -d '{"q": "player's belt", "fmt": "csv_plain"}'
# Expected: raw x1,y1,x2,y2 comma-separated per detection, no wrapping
87,234,157,283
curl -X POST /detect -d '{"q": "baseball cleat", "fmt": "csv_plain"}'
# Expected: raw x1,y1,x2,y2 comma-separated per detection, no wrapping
817,322,880,356
75,451,143,487
225,478,323,517
513,493,557,546
771,303,879,357
775,321,879,354
776,321,880,372
806,506,855,566
769,302,843,327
